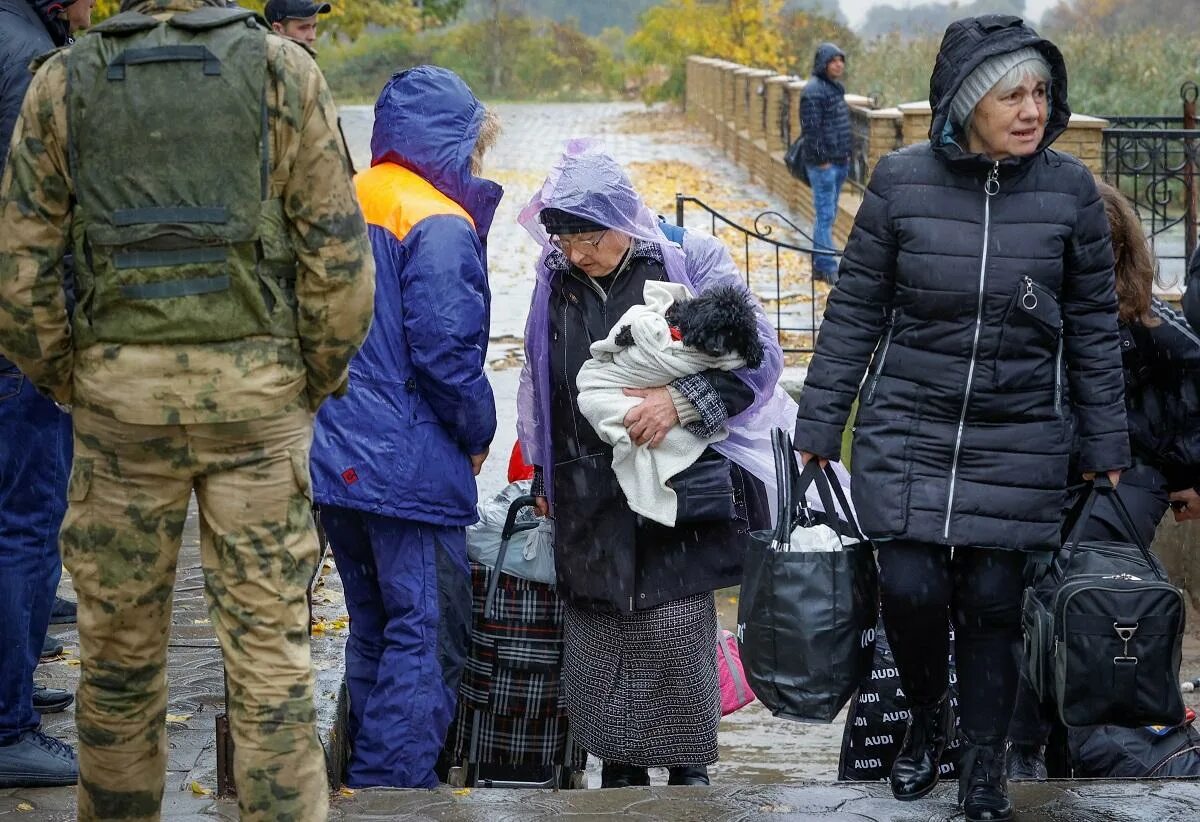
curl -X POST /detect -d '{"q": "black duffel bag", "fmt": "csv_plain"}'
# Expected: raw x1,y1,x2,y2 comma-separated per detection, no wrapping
738,428,878,723
1023,477,1187,729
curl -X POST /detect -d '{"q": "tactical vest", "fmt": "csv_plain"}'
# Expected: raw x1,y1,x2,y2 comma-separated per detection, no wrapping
65,6,298,348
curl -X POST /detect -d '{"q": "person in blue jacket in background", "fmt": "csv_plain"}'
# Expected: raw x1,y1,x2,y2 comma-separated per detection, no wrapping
310,65,501,789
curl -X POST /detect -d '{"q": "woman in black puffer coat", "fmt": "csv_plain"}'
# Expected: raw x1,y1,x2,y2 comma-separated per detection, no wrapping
794,15,1129,822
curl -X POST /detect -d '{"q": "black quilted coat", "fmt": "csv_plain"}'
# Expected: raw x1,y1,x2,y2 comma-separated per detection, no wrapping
794,15,1130,552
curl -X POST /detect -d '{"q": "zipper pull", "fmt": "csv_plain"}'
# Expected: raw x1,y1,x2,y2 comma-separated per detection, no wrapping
1022,276,1038,310
985,161,1000,196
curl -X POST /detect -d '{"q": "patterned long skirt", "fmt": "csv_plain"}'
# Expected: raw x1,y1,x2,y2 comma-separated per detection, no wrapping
562,592,720,766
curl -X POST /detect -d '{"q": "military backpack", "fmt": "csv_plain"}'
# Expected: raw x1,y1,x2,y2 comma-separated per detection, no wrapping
65,5,299,348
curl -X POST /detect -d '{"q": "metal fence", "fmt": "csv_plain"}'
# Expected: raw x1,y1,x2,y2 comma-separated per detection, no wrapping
676,194,829,355
1100,82,1200,286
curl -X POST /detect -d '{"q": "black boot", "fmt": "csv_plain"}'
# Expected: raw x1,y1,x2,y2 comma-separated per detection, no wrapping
1005,741,1047,781
600,760,650,788
667,765,709,786
959,738,1014,822
890,694,954,801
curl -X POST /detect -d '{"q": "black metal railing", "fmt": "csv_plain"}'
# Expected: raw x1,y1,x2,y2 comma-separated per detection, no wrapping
1100,82,1200,284
847,109,873,193
779,86,792,151
676,194,833,355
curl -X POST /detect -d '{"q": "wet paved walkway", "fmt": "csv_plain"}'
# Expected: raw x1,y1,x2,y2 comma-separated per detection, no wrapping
8,777,1200,820
6,102,1200,819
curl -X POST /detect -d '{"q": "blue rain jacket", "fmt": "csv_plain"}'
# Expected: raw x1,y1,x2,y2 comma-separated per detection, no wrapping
311,66,502,526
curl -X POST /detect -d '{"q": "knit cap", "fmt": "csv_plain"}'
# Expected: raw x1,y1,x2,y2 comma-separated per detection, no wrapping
949,47,1050,129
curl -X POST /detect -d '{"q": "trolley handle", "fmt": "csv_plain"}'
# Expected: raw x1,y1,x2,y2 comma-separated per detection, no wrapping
485,495,540,620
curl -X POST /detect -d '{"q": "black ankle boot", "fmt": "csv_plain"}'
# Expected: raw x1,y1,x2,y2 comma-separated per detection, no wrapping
959,738,1013,822
1005,741,1047,781
890,694,954,801
667,765,709,786
601,760,650,788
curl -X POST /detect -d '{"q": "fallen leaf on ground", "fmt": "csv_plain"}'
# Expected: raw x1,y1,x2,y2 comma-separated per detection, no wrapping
192,618,210,625
66,658,81,667
452,788,471,797
16,802,34,812
190,781,211,797
166,713,192,724
338,788,355,797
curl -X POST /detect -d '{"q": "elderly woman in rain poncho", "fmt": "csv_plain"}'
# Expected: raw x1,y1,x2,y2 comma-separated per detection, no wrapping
516,144,794,787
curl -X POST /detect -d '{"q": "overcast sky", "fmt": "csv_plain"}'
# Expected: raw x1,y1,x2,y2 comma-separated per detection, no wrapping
838,0,1057,29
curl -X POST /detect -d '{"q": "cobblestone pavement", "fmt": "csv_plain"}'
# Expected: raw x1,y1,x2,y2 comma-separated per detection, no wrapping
6,102,1200,820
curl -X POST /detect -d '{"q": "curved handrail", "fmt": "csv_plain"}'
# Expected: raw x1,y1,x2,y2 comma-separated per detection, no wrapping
675,196,825,255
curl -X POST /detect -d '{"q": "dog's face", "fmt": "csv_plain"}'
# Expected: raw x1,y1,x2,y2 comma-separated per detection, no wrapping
664,284,764,369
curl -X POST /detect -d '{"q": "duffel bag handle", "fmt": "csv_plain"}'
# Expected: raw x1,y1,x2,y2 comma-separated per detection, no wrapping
1060,476,1163,580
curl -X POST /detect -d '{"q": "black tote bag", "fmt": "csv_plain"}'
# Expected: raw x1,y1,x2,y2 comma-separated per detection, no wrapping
737,428,878,723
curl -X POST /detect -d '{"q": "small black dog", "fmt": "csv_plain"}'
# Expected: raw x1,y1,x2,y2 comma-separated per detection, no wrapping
613,283,764,369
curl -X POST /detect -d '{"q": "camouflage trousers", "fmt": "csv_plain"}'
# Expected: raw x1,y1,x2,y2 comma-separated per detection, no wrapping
60,399,327,822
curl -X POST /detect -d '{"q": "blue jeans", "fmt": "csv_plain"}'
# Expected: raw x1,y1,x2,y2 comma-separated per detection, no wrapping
0,363,72,744
807,161,849,279
320,507,471,788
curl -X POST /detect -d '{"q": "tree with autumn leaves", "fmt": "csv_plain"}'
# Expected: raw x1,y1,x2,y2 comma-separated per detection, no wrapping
629,0,853,102
90,0,464,38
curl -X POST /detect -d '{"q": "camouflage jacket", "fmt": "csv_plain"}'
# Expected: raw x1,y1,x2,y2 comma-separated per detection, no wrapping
0,0,375,424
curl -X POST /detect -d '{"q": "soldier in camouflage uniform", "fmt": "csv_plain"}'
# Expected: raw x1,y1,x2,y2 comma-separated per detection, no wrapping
0,1,375,819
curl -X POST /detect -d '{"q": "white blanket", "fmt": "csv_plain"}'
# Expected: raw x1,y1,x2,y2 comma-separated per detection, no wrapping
576,281,745,527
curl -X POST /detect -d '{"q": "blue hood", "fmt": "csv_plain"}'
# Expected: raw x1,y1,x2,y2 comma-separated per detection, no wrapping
812,42,845,82
369,65,503,239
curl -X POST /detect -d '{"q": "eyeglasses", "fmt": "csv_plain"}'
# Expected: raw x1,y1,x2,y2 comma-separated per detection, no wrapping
550,230,607,254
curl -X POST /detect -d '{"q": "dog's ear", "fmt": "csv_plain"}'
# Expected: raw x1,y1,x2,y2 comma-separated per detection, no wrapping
613,325,636,347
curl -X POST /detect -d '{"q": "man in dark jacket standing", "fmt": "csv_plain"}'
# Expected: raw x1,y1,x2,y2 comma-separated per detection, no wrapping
801,42,852,284
0,0,91,790
309,65,500,789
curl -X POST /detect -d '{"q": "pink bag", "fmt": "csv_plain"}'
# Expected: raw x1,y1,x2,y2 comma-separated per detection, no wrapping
717,629,755,715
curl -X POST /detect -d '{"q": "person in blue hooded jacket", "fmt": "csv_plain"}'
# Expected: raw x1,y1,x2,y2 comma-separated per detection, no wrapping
310,65,501,789
801,41,852,284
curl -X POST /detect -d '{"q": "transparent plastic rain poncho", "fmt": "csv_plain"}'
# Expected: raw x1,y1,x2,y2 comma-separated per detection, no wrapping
515,141,799,515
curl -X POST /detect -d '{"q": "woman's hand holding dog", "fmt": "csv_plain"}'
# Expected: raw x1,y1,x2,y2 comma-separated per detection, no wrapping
623,387,678,448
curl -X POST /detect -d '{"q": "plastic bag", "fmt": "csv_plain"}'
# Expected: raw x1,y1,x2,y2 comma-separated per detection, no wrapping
466,481,557,585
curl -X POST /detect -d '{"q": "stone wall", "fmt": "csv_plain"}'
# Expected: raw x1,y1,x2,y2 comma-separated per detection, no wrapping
684,55,1111,243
